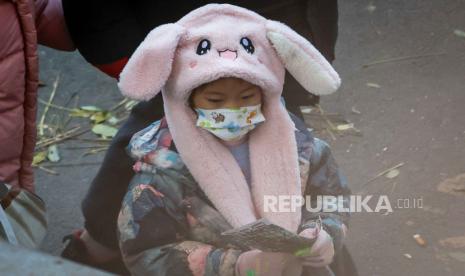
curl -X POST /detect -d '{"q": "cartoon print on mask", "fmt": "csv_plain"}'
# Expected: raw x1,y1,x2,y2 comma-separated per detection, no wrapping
211,112,225,123
195,105,265,141
246,110,257,124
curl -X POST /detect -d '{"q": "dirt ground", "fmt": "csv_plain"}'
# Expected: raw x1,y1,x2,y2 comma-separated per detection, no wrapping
35,0,465,275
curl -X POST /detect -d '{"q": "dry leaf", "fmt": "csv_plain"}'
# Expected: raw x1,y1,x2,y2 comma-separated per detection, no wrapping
413,234,427,247
403,253,412,259
351,106,361,115
454,29,465,38
336,123,355,131
439,235,465,249
92,124,118,138
47,145,60,163
90,112,111,124
437,173,465,197
385,169,400,179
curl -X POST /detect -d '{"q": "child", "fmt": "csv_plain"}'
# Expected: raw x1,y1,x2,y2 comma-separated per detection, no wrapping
117,4,352,276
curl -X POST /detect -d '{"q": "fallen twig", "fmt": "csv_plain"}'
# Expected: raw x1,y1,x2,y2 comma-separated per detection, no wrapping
36,126,80,146
35,165,59,175
41,161,102,168
38,98,76,112
35,127,90,150
316,104,337,141
38,74,60,136
109,98,129,112
362,162,405,187
64,145,109,150
82,147,109,157
362,52,446,68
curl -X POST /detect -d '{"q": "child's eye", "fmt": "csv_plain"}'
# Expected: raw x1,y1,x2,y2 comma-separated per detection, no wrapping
242,94,254,99
207,99,223,103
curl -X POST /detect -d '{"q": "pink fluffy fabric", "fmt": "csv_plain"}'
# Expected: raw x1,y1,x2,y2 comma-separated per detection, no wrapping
119,4,341,233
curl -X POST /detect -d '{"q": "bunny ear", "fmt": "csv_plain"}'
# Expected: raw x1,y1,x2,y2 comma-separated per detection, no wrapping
266,20,341,95
118,24,186,100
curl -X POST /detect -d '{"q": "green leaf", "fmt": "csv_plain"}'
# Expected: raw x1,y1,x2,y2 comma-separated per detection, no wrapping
246,270,256,276
294,247,312,257
71,106,106,118
92,124,118,138
47,145,60,163
90,112,111,124
32,151,47,166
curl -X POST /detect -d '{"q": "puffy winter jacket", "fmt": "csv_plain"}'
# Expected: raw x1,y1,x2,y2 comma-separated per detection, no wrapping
0,0,74,191
118,114,351,276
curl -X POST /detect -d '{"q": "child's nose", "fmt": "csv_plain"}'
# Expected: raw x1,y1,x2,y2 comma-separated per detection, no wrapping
222,100,242,109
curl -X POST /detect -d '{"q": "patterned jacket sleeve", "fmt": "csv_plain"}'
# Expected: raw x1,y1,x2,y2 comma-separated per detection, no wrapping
117,174,241,276
300,137,351,254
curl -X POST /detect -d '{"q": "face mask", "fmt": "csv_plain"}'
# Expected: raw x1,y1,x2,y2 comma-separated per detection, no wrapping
195,104,266,141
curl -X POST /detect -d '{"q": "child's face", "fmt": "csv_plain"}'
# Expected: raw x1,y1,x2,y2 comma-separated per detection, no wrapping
191,77,262,110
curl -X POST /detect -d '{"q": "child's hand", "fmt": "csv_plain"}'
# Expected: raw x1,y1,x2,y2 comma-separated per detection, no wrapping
235,249,302,276
298,228,335,267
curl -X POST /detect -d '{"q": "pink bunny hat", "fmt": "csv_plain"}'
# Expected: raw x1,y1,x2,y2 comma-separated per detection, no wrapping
118,4,340,233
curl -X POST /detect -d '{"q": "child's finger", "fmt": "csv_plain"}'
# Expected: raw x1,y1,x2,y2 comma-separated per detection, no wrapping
309,240,325,255
309,230,333,255
299,227,319,239
302,247,334,266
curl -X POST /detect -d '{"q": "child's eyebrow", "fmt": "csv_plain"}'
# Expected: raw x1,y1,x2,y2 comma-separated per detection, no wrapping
204,91,225,96
240,86,256,94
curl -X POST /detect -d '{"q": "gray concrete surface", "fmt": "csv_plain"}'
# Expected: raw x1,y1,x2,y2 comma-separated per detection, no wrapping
0,242,113,276
35,0,465,275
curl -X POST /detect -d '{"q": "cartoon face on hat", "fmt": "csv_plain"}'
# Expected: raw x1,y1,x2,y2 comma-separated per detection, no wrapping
118,4,341,233
118,4,340,102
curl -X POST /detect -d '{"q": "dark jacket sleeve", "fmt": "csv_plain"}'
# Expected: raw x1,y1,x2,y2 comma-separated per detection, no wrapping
35,0,75,51
300,137,351,254
81,96,164,249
